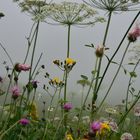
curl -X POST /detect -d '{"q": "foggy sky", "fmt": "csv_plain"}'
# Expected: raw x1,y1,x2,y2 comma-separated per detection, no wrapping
0,0,140,105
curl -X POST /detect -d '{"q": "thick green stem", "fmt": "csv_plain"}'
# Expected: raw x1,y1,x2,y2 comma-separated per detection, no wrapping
98,41,131,110
63,24,71,127
64,71,68,103
67,24,71,58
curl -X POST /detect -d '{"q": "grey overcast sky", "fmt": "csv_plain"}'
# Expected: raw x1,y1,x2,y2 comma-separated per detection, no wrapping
0,0,140,105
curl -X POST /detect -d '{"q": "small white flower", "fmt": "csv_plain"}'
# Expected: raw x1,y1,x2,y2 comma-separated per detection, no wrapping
121,132,134,140
72,116,79,122
134,106,140,117
105,107,118,115
53,117,60,121
82,116,90,124
48,106,54,112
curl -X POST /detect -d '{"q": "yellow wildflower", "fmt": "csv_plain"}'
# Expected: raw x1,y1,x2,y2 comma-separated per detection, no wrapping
65,134,73,140
65,58,76,65
98,122,110,136
30,102,39,120
52,77,60,84
101,122,110,131
96,122,110,137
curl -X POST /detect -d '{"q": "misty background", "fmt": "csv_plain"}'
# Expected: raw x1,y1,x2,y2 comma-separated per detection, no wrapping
0,0,140,106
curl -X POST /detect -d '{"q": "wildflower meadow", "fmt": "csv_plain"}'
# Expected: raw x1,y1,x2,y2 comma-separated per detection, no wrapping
1,0,140,140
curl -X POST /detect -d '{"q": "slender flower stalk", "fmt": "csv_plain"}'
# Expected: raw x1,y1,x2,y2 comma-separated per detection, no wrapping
0,70,14,120
77,57,98,128
29,21,40,82
109,91,140,137
125,58,140,111
92,11,112,102
0,121,19,139
98,41,131,110
42,87,58,139
0,42,14,66
23,22,36,64
95,11,140,112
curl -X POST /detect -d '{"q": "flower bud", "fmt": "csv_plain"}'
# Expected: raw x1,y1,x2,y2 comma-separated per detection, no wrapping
95,45,104,57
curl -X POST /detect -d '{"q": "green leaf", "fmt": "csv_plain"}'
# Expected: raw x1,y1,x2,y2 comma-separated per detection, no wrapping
123,68,127,75
111,61,118,65
85,44,94,48
91,70,96,75
0,89,5,96
129,71,137,78
81,75,88,80
26,82,34,93
0,12,4,18
128,62,135,65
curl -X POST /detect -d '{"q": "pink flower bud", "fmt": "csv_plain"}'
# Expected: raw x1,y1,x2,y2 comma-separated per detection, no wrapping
15,63,31,72
128,23,140,42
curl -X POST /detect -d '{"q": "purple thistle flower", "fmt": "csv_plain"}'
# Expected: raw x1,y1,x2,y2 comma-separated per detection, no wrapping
11,85,20,99
19,118,30,126
63,103,73,111
90,121,101,133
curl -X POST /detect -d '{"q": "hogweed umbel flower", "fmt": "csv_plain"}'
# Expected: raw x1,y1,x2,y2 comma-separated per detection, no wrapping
86,0,140,13
13,0,51,21
45,1,105,26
